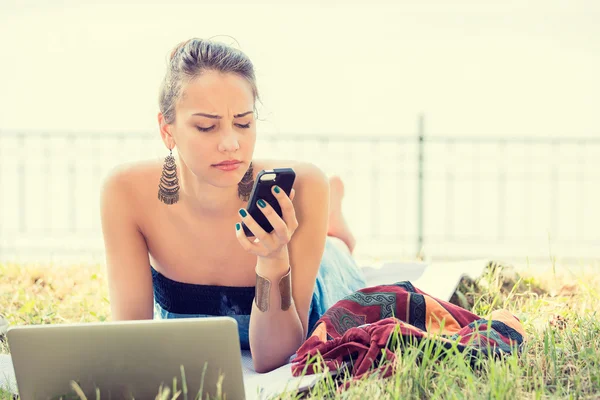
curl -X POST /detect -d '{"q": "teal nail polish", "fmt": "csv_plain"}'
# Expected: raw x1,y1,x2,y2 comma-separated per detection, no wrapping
257,199,266,208
273,186,281,194
239,209,247,217
235,223,241,231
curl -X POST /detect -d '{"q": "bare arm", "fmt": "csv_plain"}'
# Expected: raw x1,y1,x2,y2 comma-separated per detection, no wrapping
239,163,330,373
100,168,154,321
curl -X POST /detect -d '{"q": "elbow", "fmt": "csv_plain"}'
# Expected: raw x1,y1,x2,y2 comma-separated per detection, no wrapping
252,361,273,374
252,335,304,373
253,352,294,374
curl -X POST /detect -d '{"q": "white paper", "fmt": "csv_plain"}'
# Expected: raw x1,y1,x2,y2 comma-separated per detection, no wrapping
411,259,489,301
0,355,17,394
360,261,428,287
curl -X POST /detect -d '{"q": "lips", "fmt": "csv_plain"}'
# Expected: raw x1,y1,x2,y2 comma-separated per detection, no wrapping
213,160,241,166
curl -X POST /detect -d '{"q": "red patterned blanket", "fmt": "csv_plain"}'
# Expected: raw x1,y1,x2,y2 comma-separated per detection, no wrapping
291,281,525,382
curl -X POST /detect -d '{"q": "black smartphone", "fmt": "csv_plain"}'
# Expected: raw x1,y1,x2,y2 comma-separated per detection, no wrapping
243,168,296,237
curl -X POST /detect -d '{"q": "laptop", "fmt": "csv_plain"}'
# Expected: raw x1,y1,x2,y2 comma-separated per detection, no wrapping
7,317,246,400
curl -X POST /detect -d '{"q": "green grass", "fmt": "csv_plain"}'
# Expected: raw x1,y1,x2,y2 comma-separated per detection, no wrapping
1,259,599,399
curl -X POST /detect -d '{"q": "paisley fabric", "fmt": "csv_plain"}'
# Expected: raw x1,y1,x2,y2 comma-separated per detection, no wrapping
291,281,525,383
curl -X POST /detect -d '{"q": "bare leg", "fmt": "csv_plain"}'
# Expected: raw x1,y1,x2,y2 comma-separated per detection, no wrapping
327,176,356,254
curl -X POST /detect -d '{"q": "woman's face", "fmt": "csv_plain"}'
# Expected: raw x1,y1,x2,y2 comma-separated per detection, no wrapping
166,70,257,189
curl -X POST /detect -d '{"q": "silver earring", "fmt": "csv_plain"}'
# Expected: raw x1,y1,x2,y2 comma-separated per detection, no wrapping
158,148,179,205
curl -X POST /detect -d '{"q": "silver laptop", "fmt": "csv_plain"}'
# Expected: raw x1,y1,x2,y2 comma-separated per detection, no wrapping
7,317,246,400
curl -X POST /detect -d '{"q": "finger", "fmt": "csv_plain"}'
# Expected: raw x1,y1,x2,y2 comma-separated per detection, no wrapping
256,198,290,244
238,209,276,251
272,185,299,233
289,188,296,202
235,222,262,252
235,222,270,257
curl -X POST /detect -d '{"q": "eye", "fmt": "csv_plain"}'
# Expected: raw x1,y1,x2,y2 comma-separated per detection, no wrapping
196,125,215,132
235,123,251,129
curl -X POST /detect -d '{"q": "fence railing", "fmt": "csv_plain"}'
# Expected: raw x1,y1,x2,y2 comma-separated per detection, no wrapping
0,123,598,264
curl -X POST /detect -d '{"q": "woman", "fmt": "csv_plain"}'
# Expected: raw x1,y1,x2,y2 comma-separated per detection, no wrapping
100,38,366,373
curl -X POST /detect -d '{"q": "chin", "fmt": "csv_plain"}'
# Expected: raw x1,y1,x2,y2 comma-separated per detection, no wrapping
208,168,246,186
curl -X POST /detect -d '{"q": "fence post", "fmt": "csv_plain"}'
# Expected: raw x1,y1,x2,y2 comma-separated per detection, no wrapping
371,139,380,239
550,139,559,241
577,140,584,242
44,140,52,234
68,134,77,233
445,139,455,241
417,114,425,256
497,141,506,241
18,133,26,234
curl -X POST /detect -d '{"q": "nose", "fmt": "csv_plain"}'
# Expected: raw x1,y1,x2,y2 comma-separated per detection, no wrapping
218,128,240,153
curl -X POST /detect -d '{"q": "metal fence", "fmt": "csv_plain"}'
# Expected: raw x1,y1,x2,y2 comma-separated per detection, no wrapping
0,122,598,264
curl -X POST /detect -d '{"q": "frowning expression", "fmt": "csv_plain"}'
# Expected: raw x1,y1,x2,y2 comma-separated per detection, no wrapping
168,70,257,188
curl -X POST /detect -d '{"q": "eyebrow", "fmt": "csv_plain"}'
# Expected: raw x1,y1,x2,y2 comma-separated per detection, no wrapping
192,111,253,119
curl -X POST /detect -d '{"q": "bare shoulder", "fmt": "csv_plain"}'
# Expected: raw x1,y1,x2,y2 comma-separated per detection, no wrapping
100,159,162,215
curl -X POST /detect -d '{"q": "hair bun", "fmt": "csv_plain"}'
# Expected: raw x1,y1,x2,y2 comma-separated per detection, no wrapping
169,39,194,61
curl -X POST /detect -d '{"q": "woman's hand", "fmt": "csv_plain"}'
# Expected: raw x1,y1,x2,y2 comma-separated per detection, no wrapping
235,185,298,261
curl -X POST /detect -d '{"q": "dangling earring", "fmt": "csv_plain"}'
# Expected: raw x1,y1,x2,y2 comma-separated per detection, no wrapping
158,148,180,205
238,161,254,201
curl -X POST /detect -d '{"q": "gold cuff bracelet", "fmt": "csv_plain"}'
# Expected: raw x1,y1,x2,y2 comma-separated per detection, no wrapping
255,267,292,312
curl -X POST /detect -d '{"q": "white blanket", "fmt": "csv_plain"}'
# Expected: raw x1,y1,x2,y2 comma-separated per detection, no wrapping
0,259,489,399
0,354,17,394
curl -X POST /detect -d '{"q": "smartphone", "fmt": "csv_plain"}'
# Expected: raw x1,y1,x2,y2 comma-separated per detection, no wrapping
242,168,296,237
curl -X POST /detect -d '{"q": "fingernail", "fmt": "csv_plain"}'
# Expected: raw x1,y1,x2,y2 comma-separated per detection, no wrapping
257,199,266,208
235,223,241,231
239,209,247,217
273,186,281,194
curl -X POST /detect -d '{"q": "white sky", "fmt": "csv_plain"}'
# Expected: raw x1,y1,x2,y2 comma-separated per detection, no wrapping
1,0,599,138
